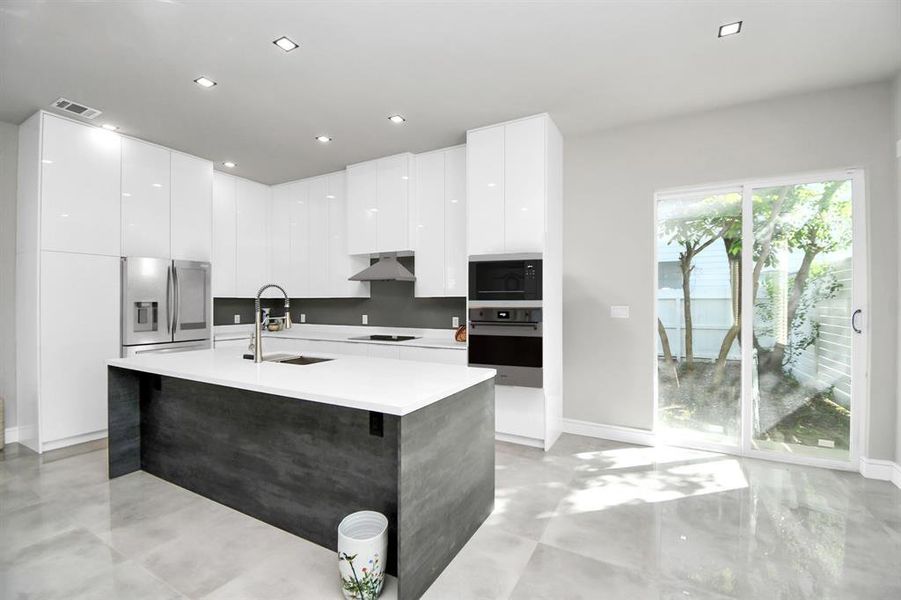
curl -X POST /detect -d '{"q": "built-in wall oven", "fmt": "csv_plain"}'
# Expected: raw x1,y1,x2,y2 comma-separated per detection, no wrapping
469,259,542,301
468,307,542,387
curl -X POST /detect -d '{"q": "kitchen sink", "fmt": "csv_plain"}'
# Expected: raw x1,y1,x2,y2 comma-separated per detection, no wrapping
244,353,334,365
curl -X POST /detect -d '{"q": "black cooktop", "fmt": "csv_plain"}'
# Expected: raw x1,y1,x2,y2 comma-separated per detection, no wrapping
348,335,419,342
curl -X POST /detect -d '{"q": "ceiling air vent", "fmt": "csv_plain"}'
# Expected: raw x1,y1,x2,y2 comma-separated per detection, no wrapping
51,97,102,120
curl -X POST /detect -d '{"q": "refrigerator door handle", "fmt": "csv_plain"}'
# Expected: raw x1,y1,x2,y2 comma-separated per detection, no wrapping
172,262,180,334
165,264,172,335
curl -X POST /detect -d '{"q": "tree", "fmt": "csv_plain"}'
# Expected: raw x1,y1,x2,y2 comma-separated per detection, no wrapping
658,196,732,370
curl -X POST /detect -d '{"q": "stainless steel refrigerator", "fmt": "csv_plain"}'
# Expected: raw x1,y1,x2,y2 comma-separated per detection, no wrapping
121,257,212,357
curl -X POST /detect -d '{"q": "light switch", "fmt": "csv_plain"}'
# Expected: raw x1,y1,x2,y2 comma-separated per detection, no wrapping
610,305,630,319
300,313,306,324
362,314,368,325
233,314,241,324
452,316,460,328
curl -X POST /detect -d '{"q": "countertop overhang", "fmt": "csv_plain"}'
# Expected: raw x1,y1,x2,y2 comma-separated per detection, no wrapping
107,348,494,416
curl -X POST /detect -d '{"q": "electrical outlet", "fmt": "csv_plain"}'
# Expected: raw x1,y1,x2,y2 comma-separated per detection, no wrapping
233,314,241,324
362,314,368,325
610,305,630,319
300,313,306,324
452,316,460,328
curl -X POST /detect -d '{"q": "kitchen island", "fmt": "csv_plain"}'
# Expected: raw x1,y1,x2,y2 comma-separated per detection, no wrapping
107,348,496,600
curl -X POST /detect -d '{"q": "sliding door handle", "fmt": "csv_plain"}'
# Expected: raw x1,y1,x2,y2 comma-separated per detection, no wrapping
851,309,863,334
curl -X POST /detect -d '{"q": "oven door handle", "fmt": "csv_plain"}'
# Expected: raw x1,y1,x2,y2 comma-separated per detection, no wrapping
470,321,539,329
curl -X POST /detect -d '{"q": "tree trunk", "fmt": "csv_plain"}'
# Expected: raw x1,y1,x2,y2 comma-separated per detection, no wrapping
761,249,817,373
680,255,694,369
713,243,742,383
657,318,678,383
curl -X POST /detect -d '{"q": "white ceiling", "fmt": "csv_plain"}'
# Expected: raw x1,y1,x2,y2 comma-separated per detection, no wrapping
1,0,899,184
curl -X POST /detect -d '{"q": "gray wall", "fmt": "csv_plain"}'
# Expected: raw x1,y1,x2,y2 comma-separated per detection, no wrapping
563,81,899,460
0,121,17,434
215,258,466,329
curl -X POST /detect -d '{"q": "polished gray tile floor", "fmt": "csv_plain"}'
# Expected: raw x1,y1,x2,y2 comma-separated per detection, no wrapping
2,435,900,599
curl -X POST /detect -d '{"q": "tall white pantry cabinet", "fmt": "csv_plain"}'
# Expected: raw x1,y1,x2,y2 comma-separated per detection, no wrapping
16,111,214,453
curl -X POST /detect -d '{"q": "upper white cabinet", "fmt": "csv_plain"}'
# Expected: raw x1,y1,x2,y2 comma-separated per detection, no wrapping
269,171,369,298
40,113,121,256
235,177,271,297
413,145,467,297
326,171,370,298
347,153,414,254
270,180,311,297
121,138,170,258
171,152,213,262
467,114,551,255
122,141,212,261
212,172,237,297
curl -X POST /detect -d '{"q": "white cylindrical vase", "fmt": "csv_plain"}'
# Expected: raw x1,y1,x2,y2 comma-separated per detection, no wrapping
337,510,388,600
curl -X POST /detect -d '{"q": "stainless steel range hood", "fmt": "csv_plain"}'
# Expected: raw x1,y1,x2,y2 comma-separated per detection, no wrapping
348,254,416,282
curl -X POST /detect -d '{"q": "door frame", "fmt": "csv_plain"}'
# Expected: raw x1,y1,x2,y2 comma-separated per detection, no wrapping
653,168,869,471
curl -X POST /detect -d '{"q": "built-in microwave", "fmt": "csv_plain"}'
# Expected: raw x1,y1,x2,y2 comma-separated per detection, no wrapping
468,259,542,301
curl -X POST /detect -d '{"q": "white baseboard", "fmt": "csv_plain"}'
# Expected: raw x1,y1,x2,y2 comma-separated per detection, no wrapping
41,429,107,453
562,418,655,447
858,456,901,490
495,432,545,449
3,426,18,445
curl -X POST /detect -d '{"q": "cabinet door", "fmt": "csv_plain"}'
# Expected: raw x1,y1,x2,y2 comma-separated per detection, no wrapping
504,117,546,252
40,115,121,256
398,346,467,365
40,251,120,446
212,172,237,297
235,178,271,297
376,154,411,252
444,146,467,296
271,181,310,297
171,152,213,261
121,139,170,258
346,162,378,254
308,176,330,296
466,125,505,255
327,172,370,298
413,151,445,297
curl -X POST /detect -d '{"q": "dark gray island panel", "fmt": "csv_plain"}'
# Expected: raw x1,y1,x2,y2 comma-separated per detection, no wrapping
108,366,495,600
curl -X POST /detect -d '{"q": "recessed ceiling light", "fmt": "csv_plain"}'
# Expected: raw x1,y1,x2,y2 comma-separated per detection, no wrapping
223,161,237,168
315,135,333,143
194,76,217,88
273,36,299,52
388,114,406,124
325,194,336,199
101,123,119,131
718,21,742,37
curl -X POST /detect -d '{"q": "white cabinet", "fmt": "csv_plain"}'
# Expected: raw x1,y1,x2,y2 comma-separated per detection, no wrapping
467,114,550,255
235,177,271,297
171,152,213,261
270,171,369,299
413,145,467,297
504,118,546,252
40,113,121,256
121,138,170,258
270,180,310,297
466,125,505,255
347,161,378,254
39,251,120,447
327,172,370,298
308,176,330,295
212,172,237,297
347,154,414,254
398,346,467,365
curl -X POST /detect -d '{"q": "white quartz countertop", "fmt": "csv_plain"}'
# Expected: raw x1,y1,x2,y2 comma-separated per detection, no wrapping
108,348,493,416
214,324,467,351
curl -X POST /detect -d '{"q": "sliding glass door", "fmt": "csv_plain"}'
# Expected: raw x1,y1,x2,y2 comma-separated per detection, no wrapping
656,171,866,467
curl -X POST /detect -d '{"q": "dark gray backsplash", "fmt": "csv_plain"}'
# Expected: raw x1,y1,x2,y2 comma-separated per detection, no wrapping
214,257,466,329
